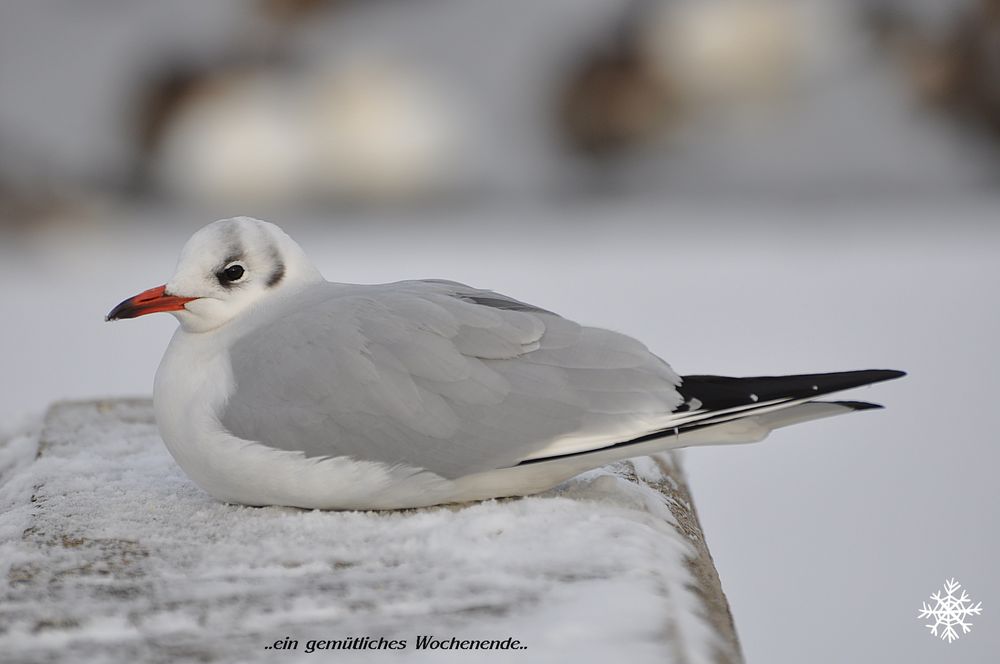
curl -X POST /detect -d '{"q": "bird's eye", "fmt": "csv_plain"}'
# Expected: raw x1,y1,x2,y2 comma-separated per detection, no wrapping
221,263,245,283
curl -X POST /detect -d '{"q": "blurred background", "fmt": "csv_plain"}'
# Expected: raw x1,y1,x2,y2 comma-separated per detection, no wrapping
1,0,997,662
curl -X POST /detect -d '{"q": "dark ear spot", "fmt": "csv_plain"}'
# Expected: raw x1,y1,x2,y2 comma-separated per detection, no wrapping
267,261,285,288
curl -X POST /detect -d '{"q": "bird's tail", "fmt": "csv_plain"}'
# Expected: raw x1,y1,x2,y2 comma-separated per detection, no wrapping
666,369,905,441
515,369,905,469
459,369,905,504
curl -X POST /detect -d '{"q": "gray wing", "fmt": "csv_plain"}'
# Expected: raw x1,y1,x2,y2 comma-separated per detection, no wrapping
220,280,683,478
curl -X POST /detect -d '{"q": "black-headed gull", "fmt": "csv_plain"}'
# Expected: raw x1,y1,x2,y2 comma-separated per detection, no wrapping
106,217,904,509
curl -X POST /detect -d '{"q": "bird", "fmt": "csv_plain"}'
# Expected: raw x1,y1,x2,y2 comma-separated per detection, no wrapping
106,217,904,510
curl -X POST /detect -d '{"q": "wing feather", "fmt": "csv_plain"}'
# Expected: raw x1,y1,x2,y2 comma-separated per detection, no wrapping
220,281,683,477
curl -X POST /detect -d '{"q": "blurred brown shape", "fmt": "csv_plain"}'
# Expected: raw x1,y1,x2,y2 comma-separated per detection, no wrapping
130,49,465,206
558,47,673,159
135,63,217,171
556,2,674,160
131,58,282,194
258,0,339,24
645,0,801,111
557,0,807,163
873,0,1000,140
0,134,98,232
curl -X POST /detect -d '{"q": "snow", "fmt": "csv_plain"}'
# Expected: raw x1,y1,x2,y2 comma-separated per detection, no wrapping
0,418,40,576
0,400,732,664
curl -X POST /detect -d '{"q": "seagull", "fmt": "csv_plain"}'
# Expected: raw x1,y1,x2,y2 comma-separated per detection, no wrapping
106,216,904,510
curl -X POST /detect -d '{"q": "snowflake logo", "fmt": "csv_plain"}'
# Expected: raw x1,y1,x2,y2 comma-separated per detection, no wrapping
918,578,983,643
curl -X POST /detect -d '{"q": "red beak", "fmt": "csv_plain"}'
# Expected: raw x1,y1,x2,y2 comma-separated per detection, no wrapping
106,285,196,321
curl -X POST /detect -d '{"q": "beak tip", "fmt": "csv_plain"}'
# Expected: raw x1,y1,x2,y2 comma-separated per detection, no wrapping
106,284,193,322
105,304,128,322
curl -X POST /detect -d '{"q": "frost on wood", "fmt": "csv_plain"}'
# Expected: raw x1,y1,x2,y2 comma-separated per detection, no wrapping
0,400,741,664
918,578,983,643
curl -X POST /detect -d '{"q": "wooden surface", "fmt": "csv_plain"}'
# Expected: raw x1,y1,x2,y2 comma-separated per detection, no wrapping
1,400,742,664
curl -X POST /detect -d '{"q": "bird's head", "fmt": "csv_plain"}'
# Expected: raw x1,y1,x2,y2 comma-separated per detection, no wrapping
106,216,322,333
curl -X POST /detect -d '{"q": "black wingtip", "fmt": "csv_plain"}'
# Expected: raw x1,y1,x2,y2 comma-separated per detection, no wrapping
866,369,907,382
677,368,906,413
817,369,906,386
827,400,885,411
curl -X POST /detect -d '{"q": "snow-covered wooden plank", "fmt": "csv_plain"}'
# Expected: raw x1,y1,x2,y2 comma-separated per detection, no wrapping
1,399,741,663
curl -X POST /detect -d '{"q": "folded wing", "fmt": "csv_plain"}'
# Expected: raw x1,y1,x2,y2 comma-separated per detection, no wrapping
219,280,684,478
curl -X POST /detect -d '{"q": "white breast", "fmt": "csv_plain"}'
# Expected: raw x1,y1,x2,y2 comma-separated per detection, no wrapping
152,326,455,509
